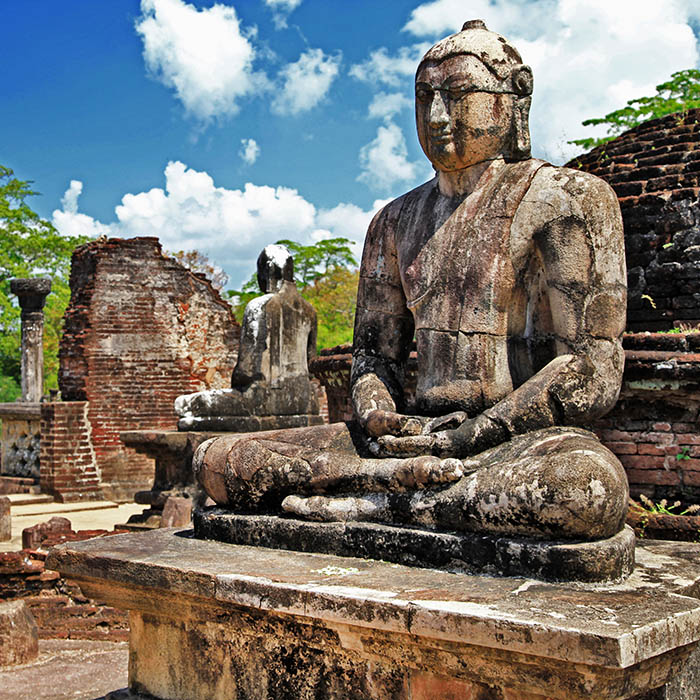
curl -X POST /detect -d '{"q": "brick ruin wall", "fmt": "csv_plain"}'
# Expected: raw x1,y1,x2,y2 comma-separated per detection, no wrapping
570,109,700,331
48,237,239,502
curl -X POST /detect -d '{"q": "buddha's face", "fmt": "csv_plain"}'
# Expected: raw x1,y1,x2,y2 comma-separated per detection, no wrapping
415,55,515,172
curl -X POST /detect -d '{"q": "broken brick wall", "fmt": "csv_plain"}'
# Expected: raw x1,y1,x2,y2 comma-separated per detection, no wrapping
40,401,101,502
570,109,700,331
51,237,239,502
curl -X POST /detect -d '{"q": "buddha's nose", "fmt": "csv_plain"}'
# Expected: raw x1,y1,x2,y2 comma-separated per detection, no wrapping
429,93,449,128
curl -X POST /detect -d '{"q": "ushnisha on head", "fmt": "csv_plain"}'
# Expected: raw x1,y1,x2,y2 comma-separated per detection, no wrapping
415,19,533,171
257,244,294,294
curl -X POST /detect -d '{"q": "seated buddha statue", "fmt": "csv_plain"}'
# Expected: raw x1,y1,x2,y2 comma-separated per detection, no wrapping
193,20,629,545
175,244,320,431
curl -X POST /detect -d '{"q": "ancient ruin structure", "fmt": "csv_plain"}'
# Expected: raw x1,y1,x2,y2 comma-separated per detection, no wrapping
0,278,51,485
571,109,700,331
195,19,631,581
569,111,700,504
40,237,239,502
48,22,700,700
11,278,51,402
122,244,322,528
175,244,321,431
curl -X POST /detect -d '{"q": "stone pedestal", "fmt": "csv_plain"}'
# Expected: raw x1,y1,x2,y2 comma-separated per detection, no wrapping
47,530,700,699
119,430,220,528
0,402,41,479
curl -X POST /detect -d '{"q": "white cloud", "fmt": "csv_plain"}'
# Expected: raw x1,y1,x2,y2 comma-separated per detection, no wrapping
349,44,430,87
239,138,260,165
272,48,341,115
51,162,384,288
357,122,423,193
368,91,412,120
61,180,83,214
135,0,267,122
395,0,700,163
264,0,303,30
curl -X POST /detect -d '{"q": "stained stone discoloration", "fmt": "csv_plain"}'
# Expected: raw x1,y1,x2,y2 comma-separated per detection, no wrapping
175,245,320,431
46,531,700,698
195,21,628,572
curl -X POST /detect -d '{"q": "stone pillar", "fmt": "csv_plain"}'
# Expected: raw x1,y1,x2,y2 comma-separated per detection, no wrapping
10,278,51,402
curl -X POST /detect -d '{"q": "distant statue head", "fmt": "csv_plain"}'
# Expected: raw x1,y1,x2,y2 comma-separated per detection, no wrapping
415,19,532,171
257,244,294,294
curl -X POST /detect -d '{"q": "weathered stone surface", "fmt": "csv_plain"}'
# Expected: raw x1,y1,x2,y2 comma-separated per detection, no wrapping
195,22,628,571
175,245,320,431
10,278,51,403
0,599,38,666
195,509,635,582
160,496,192,528
0,403,41,479
0,496,9,542
47,529,700,699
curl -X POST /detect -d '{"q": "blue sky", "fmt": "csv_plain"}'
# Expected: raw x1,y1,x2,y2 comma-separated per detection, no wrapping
4,0,700,288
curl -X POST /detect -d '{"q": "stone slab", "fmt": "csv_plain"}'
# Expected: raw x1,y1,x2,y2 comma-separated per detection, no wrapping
0,600,38,666
0,402,41,420
194,508,636,583
46,529,700,699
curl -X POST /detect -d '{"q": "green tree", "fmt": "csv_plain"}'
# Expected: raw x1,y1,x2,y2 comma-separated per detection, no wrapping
227,238,359,349
0,166,88,400
569,69,700,151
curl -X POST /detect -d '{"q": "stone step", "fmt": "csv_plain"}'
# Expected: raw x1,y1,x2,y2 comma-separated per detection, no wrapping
11,501,118,518
0,477,41,496
5,494,54,507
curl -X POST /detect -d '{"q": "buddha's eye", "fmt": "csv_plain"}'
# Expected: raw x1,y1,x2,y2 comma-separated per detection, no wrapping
448,86,469,101
415,87,433,103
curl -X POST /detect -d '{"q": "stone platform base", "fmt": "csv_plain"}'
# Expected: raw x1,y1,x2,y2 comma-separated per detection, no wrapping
47,529,700,700
194,508,636,583
178,413,324,432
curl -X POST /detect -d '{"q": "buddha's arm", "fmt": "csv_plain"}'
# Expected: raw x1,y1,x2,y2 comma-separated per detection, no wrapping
351,203,418,437
380,169,627,457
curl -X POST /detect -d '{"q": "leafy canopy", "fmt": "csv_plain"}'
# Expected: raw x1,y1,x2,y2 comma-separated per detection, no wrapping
0,165,88,400
227,237,359,350
569,69,700,151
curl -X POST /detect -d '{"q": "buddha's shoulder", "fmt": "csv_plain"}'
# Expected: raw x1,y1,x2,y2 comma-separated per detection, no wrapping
369,178,438,230
524,161,619,213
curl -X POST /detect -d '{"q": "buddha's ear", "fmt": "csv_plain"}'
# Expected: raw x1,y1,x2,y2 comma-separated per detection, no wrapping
511,65,533,96
509,65,532,160
512,95,532,160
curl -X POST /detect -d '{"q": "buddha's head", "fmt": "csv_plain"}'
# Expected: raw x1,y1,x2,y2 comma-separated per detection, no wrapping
415,19,533,173
257,244,294,294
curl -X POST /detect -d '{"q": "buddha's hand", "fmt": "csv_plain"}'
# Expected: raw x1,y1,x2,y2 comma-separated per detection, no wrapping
363,409,428,438
375,413,505,458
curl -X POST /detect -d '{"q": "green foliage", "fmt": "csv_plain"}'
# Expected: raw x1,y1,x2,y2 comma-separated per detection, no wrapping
635,494,700,516
303,268,359,349
569,69,700,151
226,238,359,349
0,165,88,397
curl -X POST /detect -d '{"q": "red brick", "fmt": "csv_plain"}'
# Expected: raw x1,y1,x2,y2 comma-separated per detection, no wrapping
619,454,667,470
626,469,680,486
603,441,637,455
637,443,666,456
